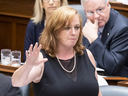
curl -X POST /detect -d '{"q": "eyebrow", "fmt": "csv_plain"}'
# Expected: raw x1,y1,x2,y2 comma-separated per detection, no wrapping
64,24,80,27
85,6,104,12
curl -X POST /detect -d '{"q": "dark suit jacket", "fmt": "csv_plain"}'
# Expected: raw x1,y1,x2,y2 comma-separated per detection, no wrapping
83,9,128,77
0,73,20,96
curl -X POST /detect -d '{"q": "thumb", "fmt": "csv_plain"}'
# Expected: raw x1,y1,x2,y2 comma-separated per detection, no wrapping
39,58,48,64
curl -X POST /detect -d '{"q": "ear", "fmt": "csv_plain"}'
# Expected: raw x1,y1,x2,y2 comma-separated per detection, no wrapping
106,1,110,7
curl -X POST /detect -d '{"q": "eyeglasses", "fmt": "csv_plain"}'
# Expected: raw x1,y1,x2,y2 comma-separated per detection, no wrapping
85,7,106,17
42,0,59,3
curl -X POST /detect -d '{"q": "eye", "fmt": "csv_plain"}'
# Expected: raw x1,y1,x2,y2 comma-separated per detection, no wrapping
90,11,94,14
87,11,94,14
86,11,94,16
98,8,102,11
64,26,70,30
97,8,103,13
75,26,80,30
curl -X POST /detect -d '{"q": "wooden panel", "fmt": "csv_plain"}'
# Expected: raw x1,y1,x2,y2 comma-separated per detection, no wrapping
0,0,34,17
0,21,12,49
0,14,30,61
68,0,80,4
118,80,128,87
103,76,128,85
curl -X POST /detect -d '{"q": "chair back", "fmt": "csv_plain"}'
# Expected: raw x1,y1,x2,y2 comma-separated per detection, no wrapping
99,85,128,96
19,83,31,96
98,75,108,86
69,4,87,25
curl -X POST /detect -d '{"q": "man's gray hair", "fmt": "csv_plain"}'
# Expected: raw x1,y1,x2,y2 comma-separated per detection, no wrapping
81,0,108,7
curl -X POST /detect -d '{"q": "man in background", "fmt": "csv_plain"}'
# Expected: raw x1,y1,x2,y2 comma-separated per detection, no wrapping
81,0,128,77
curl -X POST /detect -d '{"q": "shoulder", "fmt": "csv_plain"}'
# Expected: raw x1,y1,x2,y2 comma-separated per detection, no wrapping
109,9,128,37
86,49,96,68
27,19,45,27
111,9,128,29
40,49,47,58
25,20,35,35
27,19,36,29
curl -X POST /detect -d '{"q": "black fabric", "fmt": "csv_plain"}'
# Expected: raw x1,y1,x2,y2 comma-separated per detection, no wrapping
60,57,77,82
33,49,99,96
0,73,21,96
101,10,114,44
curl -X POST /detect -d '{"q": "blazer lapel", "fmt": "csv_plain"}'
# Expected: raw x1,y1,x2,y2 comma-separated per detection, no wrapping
101,9,115,44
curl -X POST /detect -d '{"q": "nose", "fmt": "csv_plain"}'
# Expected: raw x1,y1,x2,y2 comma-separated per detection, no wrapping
71,28,76,35
94,12,100,19
49,0,54,3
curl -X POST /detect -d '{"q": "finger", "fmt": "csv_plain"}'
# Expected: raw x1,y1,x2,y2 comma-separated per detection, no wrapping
87,19,93,26
84,19,88,26
84,19,89,27
33,42,38,52
37,44,42,53
26,50,29,57
29,44,33,54
86,19,90,24
94,19,98,25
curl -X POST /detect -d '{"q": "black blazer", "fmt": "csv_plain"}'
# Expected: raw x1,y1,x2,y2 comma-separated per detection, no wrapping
83,9,128,77
0,73,20,96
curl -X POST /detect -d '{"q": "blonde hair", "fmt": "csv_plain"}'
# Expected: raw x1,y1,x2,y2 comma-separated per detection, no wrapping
31,0,68,24
39,6,85,57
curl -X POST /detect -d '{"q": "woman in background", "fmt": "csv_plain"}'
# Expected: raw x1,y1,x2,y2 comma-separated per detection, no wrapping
23,0,68,62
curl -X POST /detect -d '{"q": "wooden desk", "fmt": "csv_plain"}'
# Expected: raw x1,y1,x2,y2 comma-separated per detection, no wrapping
0,63,19,76
103,76,128,85
118,80,128,87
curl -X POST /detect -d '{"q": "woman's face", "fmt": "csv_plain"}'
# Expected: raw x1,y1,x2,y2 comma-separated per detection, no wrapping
42,0,61,15
57,14,80,49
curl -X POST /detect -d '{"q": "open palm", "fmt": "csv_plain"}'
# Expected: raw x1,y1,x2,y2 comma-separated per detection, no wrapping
25,43,48,67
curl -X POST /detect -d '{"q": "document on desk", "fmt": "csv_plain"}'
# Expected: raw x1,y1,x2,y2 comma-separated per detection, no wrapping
96,67,104,71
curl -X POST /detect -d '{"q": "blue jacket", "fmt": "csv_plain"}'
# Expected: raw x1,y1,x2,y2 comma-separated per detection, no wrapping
83,9,128,77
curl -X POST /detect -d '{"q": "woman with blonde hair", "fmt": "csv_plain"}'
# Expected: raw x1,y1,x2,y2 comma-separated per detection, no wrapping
23,0,68,62
12,6,102,96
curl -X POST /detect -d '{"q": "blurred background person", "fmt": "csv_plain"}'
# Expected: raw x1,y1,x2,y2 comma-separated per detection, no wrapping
0,73,20,96
23,0,68,62
12,6,102,96
81,0,128,77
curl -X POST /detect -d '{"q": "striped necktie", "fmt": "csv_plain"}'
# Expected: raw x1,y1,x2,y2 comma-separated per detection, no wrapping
98,31,102,39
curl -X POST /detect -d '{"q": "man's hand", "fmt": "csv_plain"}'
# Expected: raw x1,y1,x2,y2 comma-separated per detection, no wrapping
83,19,98,44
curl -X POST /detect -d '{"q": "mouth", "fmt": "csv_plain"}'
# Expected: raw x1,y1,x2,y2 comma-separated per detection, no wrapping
98,19,103,23
48,7,56,9
70,38,76,41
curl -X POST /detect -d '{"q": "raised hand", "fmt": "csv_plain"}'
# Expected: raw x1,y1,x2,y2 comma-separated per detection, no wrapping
25,43,48,67
82,19,98,44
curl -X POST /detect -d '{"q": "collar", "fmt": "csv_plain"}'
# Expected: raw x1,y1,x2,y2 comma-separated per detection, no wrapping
98,26,105,33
